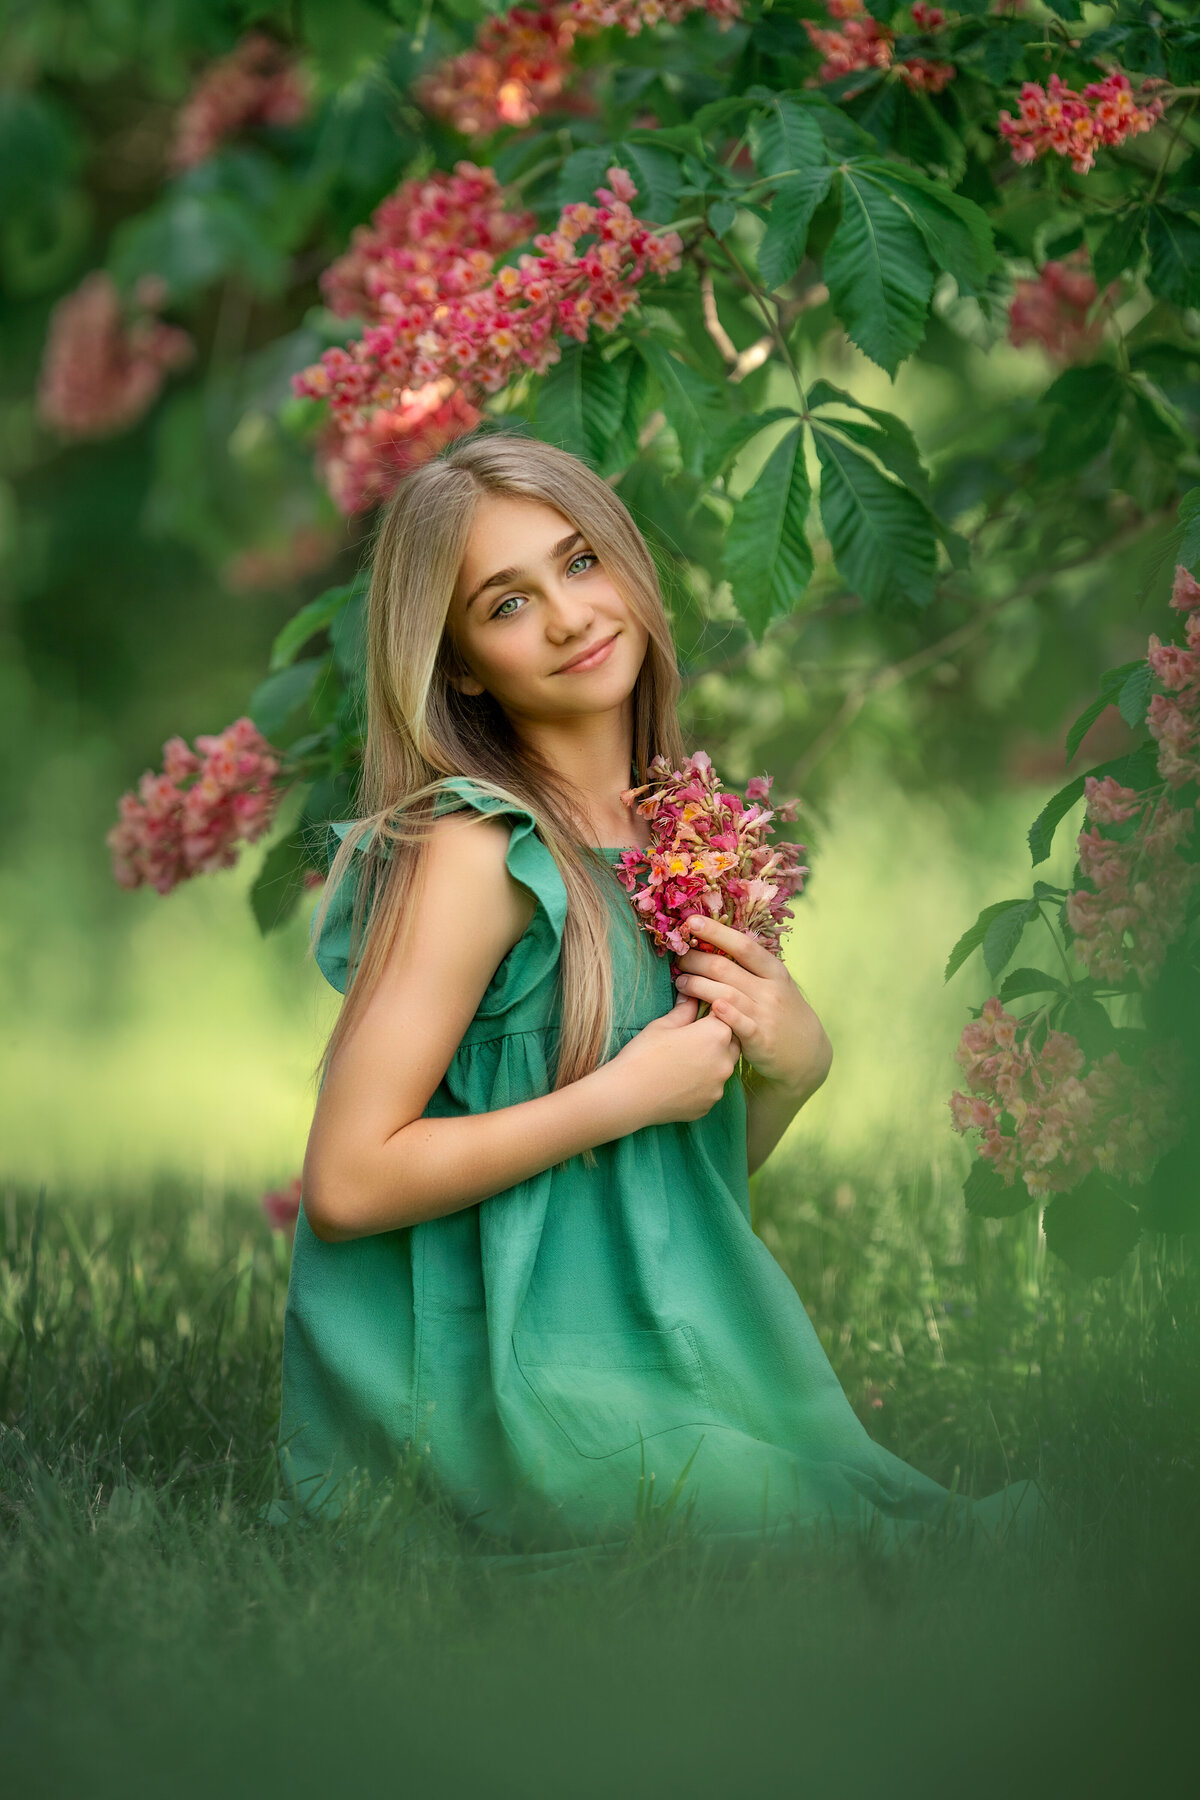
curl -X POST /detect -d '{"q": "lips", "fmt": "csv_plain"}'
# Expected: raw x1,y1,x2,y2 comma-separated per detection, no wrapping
555,631,618,674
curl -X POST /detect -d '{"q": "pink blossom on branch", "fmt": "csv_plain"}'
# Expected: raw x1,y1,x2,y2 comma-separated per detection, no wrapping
106,718,284,895
1007,251,1115,363
998,69,1165,176
611,752,809,996
37,271,194,440
571,0,743,31
950,997,1185,1202
317,162,535,324
417,7,578,137
294,164,683,513
170,31,312,171
803,2,955,93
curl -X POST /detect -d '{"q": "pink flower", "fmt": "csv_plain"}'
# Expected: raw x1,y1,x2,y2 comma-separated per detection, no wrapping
261,1175,302,1232
571,0,742,34
107,717,284,895
998,69,1164,175
1007,251,1114,362
1170,564,1200,613
609,752,808,974
950,1005,1186,1201
37,271,194,440
170,32,311,171
417,7,577,137
294,165,683,513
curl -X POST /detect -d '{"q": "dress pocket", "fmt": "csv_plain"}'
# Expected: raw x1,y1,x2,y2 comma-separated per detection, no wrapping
511,1323,713,1460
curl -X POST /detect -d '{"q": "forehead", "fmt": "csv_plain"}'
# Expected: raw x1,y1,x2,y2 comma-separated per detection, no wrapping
453,492,577,604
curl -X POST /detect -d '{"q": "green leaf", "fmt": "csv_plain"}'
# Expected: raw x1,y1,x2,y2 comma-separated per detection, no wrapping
1064,659,1144,763
983,899,1037,979
864,164,997,294
1139,1140,1200,1235
1037,364,1125,478
812,425,938,610
614,142,681,223
1091,206,1146,290
708,199,738,239
807,401,965,567
724,424,813,642
1027,775,1087,867
1146,204,1200,309
1028,747,1160,865
556,145,616,210
824,170,934,375
638,338,731,480
964,1159,1034,1219
1058,994,1117,1061
1041,1176,1142,1277
1117,661,1155,730
999,967,1065,1002
702,407,800,484
249,657,327,742
251,825,315,936
533,339,632,468
270,579,362,673
747,96,827,181
1180,488,1200,570
757,167,833,290
945,899,1031,982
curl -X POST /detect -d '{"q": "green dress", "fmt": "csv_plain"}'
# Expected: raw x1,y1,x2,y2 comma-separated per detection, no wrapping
268,776,1047,1560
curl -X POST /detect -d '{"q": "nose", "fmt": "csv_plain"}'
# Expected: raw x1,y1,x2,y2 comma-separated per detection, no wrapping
542,578,596,642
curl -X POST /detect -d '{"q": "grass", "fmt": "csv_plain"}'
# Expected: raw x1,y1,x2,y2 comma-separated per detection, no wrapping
3,770,1197,1791
1,1162,1197,1798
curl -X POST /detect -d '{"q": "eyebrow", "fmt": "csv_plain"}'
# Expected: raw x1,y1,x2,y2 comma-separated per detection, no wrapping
463,531,584,613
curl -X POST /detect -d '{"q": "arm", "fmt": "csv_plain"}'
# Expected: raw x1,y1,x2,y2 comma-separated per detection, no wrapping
302,812,639,1242
742,1052,831,1180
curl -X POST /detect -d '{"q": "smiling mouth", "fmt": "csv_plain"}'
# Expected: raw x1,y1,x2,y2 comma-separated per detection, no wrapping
555,632,618,674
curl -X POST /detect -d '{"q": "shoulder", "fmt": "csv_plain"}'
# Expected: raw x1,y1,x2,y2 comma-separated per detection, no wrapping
403,807,536,959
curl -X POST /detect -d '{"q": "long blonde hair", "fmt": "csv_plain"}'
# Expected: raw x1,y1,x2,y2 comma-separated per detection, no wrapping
308,430,686,1168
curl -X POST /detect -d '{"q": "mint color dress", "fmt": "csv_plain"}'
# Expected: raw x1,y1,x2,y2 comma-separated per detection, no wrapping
267,776,1047,1561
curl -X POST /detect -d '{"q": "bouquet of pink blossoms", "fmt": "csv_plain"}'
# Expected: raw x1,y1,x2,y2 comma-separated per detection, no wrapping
611,750,809,1011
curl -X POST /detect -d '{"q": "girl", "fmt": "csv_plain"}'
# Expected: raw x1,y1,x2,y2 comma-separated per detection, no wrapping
269,430,1046,1562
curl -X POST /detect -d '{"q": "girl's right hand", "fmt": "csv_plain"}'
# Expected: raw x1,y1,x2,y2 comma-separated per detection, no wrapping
608,992,742,1128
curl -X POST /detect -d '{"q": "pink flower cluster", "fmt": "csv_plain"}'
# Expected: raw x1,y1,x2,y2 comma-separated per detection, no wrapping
314,380,485,516
999,69,1165,176
262,1175,302,1234
417,7,577,136
37,271,194,441
804,1,955,93
316,161,536,322
295,164,682,513
612,751,809,977
169,31,312,171
1060,568,1200,987
107,717,284,895
1146,565,1200,789
1007,251,1114,362
1065,778,1197,987
571,0,742,31
950,998,1184,1202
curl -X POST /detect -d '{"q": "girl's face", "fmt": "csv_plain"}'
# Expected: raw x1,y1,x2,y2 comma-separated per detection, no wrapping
445,492,649,722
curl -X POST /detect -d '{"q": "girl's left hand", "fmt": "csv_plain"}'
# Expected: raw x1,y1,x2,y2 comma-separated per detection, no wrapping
672,916,832,1098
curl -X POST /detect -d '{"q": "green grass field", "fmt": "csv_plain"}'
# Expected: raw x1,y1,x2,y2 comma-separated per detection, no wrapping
2,772,1197,1794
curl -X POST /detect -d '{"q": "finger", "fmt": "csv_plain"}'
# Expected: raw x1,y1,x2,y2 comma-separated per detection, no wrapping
682,915,777,977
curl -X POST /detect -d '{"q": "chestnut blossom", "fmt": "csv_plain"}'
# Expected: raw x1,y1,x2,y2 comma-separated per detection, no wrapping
417,8,577,136
37,271,193,440
612,751,808,961
1007,252,1115,362
803,1,955,92
998,69,1165,176
170,32,311,171
950,999,1184,1201
107,717,284,895
295,165,683,513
